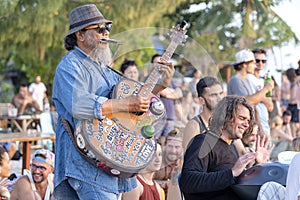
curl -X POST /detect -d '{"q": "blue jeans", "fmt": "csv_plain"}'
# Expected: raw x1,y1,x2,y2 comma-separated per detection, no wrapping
54,177,120,200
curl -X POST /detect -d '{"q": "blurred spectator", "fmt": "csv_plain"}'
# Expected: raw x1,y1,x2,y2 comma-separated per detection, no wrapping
282,110,292,139
0,146,11,179
29,75,47,112
120,58,140,82
269,76,281,120
188,69,202,97
12,84,41,115
0,146,11,200
154,129,183,198
0,142,16,160
292,137,300,151
270,116,293,161
286,68,300,137
280,73,290,112
174,90,198,126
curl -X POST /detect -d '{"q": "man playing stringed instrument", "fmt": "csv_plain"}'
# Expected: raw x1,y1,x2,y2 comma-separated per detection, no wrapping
52,4,175,200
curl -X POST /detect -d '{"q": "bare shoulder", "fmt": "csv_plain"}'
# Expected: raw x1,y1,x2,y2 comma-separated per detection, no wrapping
184,119,200,135
122,179,143,200
183,119,200,150
10,176,32,199
14,175,31,188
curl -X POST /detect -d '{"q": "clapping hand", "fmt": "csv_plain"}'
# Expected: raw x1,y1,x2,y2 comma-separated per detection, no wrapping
232,152,256,177
252,135,274,164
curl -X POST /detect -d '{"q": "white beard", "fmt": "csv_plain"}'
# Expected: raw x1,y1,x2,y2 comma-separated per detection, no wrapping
89,44,113,66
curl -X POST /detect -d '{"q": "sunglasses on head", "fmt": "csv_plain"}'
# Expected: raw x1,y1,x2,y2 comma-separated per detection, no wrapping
82,23,112,34
255,59,267,64
30,163,47,172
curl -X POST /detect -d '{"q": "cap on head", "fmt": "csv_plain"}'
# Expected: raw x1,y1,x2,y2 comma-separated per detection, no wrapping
233,49,255,66
67,4,112,36
33,149,55,168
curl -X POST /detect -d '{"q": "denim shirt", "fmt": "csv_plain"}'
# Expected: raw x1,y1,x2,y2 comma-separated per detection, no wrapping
52,46,137,193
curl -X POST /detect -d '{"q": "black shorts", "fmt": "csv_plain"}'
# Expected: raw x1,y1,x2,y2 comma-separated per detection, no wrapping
287,104,299,123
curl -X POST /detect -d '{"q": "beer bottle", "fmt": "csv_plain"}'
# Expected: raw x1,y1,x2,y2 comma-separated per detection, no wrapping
265,70,272,97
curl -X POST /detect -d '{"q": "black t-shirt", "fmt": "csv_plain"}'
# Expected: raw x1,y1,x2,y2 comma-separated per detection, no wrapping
180,131,242,200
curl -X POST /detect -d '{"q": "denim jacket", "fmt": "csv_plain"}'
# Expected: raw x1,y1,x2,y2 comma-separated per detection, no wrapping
52,46,137,193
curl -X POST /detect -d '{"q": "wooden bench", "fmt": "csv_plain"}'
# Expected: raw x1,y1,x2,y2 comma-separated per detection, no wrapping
0,132,55,172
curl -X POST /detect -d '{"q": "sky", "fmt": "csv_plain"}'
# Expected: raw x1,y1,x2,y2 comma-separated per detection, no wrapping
270,0,300,72
273,0,300,39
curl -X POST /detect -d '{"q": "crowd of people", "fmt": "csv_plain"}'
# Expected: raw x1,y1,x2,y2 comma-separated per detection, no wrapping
1,3,300,200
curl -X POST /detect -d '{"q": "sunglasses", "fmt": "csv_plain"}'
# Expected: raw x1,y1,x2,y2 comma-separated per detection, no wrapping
83,24,112,34
255,59,267,64
30,163,47,172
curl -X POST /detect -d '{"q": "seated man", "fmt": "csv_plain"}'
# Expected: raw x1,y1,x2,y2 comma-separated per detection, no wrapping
11,84,41,115
10,149,55,200
154,128,183,197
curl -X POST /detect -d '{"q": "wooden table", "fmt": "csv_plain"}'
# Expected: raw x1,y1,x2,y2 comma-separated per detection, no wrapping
0,132,55,172
0,114,40,133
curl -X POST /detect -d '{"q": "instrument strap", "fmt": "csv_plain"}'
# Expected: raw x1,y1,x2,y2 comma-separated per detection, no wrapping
105,64,124,77
60,116,98,166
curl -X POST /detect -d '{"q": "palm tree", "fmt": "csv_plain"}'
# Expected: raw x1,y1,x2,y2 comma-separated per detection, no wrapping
167,0,298,63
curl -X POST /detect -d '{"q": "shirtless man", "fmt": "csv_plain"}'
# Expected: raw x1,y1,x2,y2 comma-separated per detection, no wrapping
11,149,55,200
12,84,41,115
286,68,300,137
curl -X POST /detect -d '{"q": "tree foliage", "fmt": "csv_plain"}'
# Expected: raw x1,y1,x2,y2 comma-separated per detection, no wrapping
0,0,299,100
165,0,299,64
0,0,185,98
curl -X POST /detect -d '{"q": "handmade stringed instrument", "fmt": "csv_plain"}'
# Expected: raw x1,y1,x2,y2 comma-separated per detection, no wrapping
74,21,188,178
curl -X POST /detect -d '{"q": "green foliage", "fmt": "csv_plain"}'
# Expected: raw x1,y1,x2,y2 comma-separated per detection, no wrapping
165,0,299,70
0,0,299,95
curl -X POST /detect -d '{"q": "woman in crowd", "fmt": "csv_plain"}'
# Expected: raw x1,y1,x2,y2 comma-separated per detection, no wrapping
270,116,294,160
120,59,140,82
122,143,165,200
